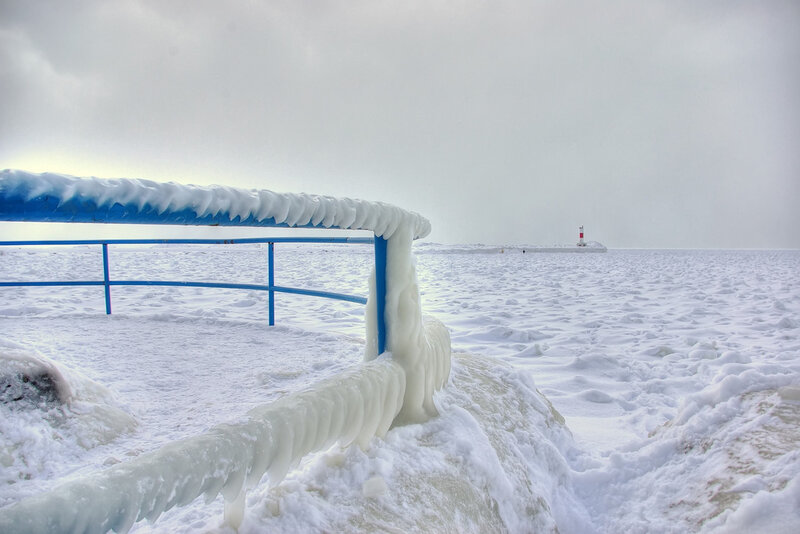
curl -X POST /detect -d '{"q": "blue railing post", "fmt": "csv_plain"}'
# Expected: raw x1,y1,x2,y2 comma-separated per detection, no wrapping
102,243,112,314
268,242,275,326
374,236,388,354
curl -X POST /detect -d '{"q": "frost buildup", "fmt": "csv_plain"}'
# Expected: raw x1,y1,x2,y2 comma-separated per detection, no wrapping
366,225,451,424
0,170,451,533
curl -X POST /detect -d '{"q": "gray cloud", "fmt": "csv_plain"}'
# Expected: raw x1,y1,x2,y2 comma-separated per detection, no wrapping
2,0,798,247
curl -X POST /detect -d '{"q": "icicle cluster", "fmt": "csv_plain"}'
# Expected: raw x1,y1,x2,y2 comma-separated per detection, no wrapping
365,225,452,424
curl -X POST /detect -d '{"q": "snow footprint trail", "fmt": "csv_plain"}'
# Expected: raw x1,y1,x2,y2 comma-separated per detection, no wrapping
416,250,800,445
415,248,800,532
574,367,800,533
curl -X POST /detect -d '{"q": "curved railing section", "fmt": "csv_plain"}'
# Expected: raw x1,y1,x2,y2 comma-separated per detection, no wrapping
0,170,429,355
0,170,451,533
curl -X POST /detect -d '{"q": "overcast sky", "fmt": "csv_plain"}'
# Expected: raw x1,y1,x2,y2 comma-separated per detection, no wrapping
2,0,798,248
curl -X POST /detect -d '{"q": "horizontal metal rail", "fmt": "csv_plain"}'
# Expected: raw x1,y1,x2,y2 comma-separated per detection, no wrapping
0,280,368,305
0,237,372,322
0,236,375,246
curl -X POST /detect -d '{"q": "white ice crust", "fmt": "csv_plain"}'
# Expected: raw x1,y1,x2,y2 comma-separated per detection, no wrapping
0,170,431,240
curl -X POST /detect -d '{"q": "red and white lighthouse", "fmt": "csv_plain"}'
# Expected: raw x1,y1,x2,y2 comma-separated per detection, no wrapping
577,225,586,247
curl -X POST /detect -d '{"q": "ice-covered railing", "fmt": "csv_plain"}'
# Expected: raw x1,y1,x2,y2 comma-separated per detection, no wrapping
0,170,451,533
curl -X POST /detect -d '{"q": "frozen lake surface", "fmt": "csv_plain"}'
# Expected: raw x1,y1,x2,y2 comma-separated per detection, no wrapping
1,244,799,533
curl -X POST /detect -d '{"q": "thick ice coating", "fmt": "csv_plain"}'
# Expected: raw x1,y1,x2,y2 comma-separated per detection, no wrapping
366,225,452,424
0,170,431,240
0,171,451,533
0,358,407,533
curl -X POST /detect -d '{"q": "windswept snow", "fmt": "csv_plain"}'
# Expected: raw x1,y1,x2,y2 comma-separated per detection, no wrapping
1,245,799,533
415,248,800,533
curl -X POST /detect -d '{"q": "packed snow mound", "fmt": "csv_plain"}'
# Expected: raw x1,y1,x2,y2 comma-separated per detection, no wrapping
0,339,137,506
0,169,431,239
191,353,590,533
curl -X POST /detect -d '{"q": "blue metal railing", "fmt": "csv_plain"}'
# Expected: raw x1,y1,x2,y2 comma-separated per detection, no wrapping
0,173,394,354
0,236,379,337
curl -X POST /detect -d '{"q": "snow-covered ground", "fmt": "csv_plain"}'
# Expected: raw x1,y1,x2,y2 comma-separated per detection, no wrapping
1,244,799,533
